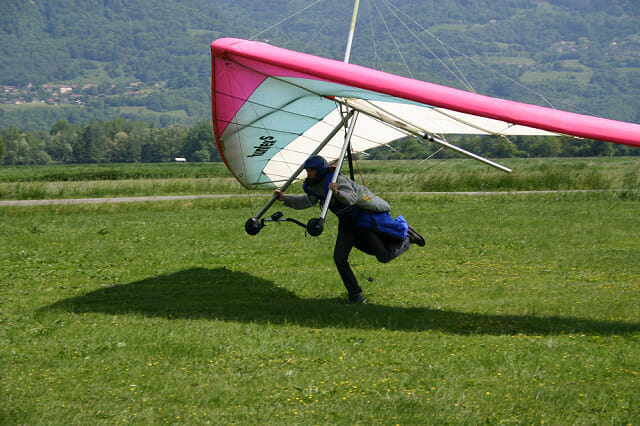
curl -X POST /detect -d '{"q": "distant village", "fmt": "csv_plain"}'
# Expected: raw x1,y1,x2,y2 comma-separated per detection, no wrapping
1,81,148,106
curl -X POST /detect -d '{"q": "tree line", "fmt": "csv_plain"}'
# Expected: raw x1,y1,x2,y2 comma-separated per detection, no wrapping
0,119,219,165
1,118,638,166
365,134,639,160
2,0,638,134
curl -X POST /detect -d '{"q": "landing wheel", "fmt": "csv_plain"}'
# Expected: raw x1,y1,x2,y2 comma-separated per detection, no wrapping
306,218,324,236
244,217,263,235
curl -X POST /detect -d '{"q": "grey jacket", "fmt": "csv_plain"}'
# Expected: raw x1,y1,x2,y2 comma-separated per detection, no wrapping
283,174,390,212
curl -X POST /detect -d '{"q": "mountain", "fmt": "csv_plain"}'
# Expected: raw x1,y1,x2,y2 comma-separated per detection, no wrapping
214,0,640,121
0,0,241,129
0,0,240,86
1,0,639,131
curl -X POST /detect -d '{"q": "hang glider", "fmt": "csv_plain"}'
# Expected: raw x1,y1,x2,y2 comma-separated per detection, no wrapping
211,36,640,235
211,37,640,191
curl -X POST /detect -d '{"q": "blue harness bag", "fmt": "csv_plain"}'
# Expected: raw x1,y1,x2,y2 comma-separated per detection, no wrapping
355,211,408,241
304,173,408,241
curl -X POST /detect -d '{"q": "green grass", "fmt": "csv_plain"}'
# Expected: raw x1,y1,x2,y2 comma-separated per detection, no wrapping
485,56,535,66
0,178,244,200
1,193,639,424
466,55,535,67
117,106,189,119
2,158,640,200
361,157,640,193
0,163,230,182
521,68,593,85
0,103,76,112
0,163,246,200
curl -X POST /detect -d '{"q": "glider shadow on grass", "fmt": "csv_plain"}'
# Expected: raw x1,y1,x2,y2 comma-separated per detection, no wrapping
44,267,639,336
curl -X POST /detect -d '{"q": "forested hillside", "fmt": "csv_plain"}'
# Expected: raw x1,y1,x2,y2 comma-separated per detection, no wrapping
217,0,640,122
0,0,639,160
0,0,241,129
0,0,235,86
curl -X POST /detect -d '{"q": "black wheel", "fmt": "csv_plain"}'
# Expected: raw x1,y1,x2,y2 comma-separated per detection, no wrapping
306,217,324,236
245,217,263,235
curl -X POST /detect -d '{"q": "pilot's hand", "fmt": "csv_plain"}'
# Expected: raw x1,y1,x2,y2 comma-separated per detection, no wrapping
274,189,285,201
328,182,338,196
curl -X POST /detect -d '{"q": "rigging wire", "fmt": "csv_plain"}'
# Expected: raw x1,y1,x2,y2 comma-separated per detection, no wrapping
371,0,414,79
418,146,445,165
368,1,595,132
378,0,476,93
246,0,596,116
383,0,610,116
380,0,558,109
336,100,366,186
249,0,327,41
303,20,329,52
351,144,367,186
365,0,384,72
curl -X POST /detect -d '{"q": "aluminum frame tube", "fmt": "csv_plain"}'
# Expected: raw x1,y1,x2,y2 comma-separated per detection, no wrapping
251,110,355,221
318,110,360,220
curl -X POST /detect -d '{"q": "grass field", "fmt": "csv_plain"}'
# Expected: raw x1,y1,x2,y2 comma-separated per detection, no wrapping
0,163,245,201
2,157,640,200
116,106,189,119
1,180,639,423
0,104,78,112
0,163,230,183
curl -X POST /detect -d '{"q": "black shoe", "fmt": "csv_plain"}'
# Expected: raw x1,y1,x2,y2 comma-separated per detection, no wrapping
349,293,367,304
408,226,425,247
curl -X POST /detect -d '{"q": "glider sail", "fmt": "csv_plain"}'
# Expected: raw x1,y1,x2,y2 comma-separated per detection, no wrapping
211,37,640,189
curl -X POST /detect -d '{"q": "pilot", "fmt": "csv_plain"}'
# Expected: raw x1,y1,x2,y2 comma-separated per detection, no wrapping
275,155,425,303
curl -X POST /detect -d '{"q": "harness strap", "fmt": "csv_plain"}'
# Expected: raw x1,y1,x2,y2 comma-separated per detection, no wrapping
346,143,355,181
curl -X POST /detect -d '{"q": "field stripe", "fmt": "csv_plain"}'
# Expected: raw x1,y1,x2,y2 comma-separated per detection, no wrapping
0,194,253,206
386,190,613,196
0,190,617,206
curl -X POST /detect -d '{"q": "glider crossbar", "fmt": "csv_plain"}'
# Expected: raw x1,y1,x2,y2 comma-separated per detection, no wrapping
319,110,360,220
338,98,512,173
306,109,360,237
261,212,308,230
245,110,355,235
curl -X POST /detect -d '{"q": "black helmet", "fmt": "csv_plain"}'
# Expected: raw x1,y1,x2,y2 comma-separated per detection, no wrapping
303,155,329,185
303,155,328,172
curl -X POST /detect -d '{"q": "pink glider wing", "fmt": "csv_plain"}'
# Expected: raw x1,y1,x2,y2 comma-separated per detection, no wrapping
212,37,640,147
211,37,640,188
